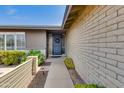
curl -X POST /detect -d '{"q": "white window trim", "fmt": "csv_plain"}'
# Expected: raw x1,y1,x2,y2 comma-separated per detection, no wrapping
0,32,25,50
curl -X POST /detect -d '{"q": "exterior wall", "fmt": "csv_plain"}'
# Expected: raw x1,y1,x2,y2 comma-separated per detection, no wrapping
0,29,47,55
26,30,46,50
66,5,124,87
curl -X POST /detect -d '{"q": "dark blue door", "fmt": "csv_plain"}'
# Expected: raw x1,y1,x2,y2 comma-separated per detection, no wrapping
53,34,62,55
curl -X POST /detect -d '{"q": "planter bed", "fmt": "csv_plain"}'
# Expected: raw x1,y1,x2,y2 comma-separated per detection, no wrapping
28,70,48,88
68,69,85,85
64,57,105,88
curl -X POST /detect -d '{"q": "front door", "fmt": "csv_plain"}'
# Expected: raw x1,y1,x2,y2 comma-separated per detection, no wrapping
53,34,62,55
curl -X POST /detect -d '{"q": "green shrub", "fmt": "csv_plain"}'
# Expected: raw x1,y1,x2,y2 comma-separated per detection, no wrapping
28,50,45,66
0,54,3,64
0,50,26,65
74,84,105,88
64,57,75,69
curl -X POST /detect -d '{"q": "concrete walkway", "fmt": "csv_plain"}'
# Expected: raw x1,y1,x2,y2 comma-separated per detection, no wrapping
44,57,74,88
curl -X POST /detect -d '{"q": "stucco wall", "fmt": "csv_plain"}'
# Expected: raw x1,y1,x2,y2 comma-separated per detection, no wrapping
26,30,46,50
66,5,124,87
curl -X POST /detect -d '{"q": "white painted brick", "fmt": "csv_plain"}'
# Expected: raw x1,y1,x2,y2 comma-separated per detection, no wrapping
117,49,124,56
98,43,106,47
99,48,116,54
106,6,123,15
106,23,117,32
99,36,117,43
107,42,124,49
67,6,124,88
93,33,106,39
118,21,124,28
95,68,106,77
99,66,117,78
107,14,124,25
118,7,124,15
99,6,112,15
104,12,117,22
107,53,124,62
106,43,117,48
85,53,99,60
88,60,99,68
99,75,117,88
98,12,106,21
118,62,124,70
99,12,117,24
106,64,124,76
114,28,124,35
106,74,124,87
99,22,106,29
93,58,106,67
118,35,124,42
99,56,117,66
116,43,124,49
118,75,124,84
106,24,118,36
93,51,106,57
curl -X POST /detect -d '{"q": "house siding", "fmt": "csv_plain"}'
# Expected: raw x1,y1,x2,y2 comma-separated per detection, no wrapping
66,5,124,87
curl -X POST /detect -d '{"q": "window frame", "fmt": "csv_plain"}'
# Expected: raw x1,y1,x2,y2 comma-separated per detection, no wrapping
0,32,25,50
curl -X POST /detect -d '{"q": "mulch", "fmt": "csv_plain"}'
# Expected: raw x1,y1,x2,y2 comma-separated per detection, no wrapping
68,69,85,85
28,62,51,88
28,70,48,88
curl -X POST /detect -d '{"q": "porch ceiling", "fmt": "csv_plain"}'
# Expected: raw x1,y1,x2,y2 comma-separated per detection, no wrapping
63,5,86,30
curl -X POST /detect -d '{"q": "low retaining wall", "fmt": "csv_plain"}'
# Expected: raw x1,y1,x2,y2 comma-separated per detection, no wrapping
0,56,38,88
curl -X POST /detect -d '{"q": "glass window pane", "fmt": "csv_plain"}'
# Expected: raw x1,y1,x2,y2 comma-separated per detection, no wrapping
17,34,25,50
0,34,4,50
6,35,15,50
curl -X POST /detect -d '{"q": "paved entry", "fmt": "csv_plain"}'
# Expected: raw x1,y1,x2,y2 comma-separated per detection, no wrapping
44,57,74,88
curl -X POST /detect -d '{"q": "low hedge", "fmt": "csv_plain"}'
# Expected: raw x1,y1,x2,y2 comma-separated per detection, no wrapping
28,50,45,66
64,57,75,69
0,51,26,65
74,84,105,88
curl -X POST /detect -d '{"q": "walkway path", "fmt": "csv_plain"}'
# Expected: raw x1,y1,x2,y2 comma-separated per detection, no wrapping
44,57,74,88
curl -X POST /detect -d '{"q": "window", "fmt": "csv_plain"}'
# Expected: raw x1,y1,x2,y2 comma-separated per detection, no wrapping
17,34,25,50
6,34,15,50
0,32,25,50
0,34,5,50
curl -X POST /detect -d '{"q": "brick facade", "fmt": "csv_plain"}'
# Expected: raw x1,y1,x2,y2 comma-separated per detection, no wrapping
66,5,124,87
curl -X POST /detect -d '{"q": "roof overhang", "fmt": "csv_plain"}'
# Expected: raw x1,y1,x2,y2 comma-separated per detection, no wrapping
63,5,86,30
0,25,62,30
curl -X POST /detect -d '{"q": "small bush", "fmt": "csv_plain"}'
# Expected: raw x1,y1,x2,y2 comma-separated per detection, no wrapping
28,50,45,66
74,84,105,88
64,57,75,69
0,52,4,64
0,50,26,65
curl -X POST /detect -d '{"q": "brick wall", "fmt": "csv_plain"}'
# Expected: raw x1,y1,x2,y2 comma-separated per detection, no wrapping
66,5,124,87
